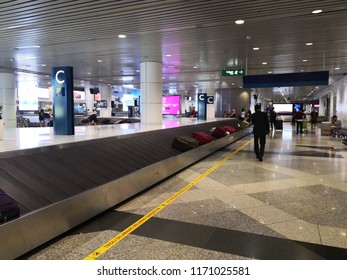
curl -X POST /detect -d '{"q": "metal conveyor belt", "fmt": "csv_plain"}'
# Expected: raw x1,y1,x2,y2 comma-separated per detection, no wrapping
0,119,251,259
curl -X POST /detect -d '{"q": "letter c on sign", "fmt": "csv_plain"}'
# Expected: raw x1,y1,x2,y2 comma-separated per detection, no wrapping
199,94,205,101
55,70,65,84
207,96,214,104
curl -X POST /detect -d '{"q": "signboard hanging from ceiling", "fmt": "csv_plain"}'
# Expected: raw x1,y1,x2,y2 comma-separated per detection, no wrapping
243,71,329,88
222,69,245,76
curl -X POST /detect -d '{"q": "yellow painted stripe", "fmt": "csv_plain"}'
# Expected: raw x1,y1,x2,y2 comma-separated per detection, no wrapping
84,139,252,260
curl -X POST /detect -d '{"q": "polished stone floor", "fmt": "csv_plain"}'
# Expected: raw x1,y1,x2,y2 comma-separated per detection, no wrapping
20,122,347,260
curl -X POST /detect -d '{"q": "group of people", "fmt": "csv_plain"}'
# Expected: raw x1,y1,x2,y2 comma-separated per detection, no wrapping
223,108,252,122
250,105,343,162
292,108,342,136
39,108,99,126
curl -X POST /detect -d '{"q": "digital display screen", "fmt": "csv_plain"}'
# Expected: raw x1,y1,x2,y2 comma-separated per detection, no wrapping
97,100,107,108
18,87,39,111
162,95,180,115
73,90,85,101
94,93,101,101
74,103,86,115
273,103,292,112
293,103,303,111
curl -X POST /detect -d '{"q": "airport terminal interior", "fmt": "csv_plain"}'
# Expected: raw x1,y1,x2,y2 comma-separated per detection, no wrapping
1,119,345,260
1,1,347,261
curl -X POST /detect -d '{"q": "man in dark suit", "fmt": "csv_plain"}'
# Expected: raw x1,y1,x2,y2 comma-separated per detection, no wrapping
251,104,270,161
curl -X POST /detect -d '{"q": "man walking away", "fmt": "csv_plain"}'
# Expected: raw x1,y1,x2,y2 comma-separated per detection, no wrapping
251,104,270,162
295,109,306,134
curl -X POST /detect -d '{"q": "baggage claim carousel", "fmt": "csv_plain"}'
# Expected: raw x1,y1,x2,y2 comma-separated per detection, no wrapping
0,119,251,259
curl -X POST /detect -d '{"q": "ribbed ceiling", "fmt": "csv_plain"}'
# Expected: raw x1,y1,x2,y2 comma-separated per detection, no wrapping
0,0,347,102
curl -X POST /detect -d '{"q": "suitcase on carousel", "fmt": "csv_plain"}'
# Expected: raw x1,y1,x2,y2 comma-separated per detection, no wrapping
0,189,20,223
192,132,213,145
172,135,199,152
240,121,250,129
212,127,228,138
224,125,238,134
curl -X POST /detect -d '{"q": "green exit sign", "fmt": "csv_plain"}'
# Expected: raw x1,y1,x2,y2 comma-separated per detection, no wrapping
222,69,245,76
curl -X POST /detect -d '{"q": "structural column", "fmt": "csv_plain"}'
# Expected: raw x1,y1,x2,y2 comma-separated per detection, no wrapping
85,81,94,113
319,97,326,120
100,84,111,117
0,72,16,128
206,82,216,119
140,61,162,124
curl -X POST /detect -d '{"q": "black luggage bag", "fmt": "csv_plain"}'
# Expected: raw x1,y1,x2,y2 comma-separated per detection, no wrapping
0,189,20,223
275,118,283,130
172,135,199,152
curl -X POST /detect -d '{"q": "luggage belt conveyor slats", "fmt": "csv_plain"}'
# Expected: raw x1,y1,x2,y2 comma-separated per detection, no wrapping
0,119,252,259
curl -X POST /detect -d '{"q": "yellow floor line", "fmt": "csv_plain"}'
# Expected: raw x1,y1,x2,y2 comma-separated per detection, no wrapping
83,139,252,260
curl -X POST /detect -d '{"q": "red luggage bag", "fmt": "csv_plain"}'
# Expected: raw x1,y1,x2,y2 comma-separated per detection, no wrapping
192,132,213,145
224,125,237,134
212,127,228,138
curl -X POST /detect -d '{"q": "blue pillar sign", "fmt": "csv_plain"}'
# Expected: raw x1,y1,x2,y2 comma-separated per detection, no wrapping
52,66,74,135
197,93,207,120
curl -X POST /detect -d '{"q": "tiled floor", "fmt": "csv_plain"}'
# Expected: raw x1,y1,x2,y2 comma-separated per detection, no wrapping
20,122,347,260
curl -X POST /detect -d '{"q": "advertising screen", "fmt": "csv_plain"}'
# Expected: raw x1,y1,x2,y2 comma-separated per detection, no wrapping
94,93,101,101
18,87,39,111
73,90,85,101
97,100,108,108
273,103,293,114
74,103,86,115
162,95,180,115
293,103,303,112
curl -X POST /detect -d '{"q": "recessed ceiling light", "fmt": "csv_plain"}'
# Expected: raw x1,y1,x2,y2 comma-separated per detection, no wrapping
312,9,322,14
262,62,267,65
253,47,260,50
335,67,340,70
306,42,313,46
268,71,272,74
118,34,127,38
7,25,24,30
165,54,172,57
97,59,103,63
235,19,245,25
302,59,308,62
15,45,40,50
193,65,199,68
